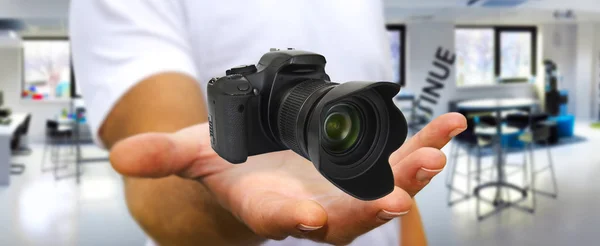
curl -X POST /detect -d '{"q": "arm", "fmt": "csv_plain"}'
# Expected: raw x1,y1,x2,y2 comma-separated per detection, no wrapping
400,199,428,246
70,2,262,243
101,72,264,246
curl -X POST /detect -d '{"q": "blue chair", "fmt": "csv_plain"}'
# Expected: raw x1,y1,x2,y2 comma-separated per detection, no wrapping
506,113,559,211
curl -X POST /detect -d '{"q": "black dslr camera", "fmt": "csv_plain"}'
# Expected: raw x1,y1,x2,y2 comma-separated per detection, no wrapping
207,49,407,200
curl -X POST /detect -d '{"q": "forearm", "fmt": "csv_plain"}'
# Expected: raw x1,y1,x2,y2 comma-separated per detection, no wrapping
102,73,263,245
400,199,427,246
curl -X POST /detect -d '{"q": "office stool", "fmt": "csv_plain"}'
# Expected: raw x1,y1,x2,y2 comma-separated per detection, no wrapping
41,120,74,175
518,121,559,209
478,114,499,127
446,117,495,206
505,113,558,214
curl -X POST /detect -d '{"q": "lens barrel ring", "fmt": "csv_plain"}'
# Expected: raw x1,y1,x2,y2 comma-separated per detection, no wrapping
278,80,332,156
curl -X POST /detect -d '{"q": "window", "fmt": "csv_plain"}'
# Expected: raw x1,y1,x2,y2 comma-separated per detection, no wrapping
22,38,72,101
455,26,537,86
455,28,495,86
497,27,537,82
387,25,406,86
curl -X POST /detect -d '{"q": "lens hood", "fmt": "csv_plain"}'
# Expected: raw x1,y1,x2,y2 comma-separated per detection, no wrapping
306,82,407,200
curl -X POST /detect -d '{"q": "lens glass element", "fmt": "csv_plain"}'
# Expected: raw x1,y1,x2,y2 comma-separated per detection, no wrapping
322,103,362,152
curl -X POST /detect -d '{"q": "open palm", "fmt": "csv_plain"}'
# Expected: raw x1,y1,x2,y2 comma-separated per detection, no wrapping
111,113,466,244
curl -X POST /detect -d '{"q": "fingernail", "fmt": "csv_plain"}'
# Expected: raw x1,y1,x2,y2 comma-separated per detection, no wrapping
449,127,467,138
296,224,322,232
377,209,410,220
416,167,443,182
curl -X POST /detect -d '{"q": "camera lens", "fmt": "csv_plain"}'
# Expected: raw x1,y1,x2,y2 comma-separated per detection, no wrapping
277,79,407,201
322,103,361,153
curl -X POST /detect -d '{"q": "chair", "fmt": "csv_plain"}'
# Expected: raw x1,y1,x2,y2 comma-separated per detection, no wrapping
506,112,558,210
11,114,32,156
10,114,32,175
478,114,499,127
446,115,495,206
41,119,74,174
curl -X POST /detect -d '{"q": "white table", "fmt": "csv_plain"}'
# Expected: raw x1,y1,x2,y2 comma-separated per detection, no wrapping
0,113,29,185
456,98,538,111
456,98,538,220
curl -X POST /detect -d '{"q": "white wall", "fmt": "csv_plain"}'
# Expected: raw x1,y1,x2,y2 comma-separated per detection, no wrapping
593,25,600,121
574,23,597,120
537,22,600,120
0,46,70,143
541,23,578,114
406,22,456,117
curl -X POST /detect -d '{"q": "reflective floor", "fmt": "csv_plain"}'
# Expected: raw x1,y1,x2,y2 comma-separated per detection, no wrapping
0,144,146,246
419,121,600,246
0,122,599,246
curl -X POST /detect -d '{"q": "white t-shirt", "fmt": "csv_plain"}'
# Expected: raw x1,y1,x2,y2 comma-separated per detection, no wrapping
70,0,397,245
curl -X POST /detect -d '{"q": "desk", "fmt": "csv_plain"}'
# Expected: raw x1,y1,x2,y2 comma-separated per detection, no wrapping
457,98,538,219
0,113,28,185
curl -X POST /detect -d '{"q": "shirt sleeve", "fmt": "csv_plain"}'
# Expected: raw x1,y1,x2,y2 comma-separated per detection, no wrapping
70,0,198,148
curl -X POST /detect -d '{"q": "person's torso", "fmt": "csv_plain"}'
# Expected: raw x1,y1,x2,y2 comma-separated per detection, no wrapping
181,1,397,245
182,0,393,88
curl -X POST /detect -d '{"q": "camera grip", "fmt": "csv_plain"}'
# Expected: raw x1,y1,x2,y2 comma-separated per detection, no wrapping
207,79,254,164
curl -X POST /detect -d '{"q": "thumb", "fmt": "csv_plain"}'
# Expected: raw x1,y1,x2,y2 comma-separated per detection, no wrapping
237,192,328,240
110,123,218,178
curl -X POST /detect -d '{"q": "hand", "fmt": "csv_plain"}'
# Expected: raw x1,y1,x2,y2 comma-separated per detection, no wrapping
110,113,466,245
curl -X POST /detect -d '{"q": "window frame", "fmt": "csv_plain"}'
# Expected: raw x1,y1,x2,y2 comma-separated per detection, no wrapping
455,25,538,86
386,24,407,87
495,26,538,83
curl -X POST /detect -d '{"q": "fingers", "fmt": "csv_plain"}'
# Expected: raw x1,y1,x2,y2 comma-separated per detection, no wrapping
110,123,218,178
390,112,466,165
235,188,412,244
307,187,412,245
391,147,447,196
239,192,328,240
356,186,412,224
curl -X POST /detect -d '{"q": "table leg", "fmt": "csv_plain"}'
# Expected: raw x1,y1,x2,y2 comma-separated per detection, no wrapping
75,119,81,184
494,108,504,204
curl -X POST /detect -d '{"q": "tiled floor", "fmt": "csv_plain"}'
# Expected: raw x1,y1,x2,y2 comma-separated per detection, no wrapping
0,122,599,246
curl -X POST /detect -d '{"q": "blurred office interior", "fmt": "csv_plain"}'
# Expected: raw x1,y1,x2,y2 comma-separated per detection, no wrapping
1,0,600,245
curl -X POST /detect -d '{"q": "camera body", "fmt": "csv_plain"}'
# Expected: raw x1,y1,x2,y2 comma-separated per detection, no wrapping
208,49,330,162
207,49,407,200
